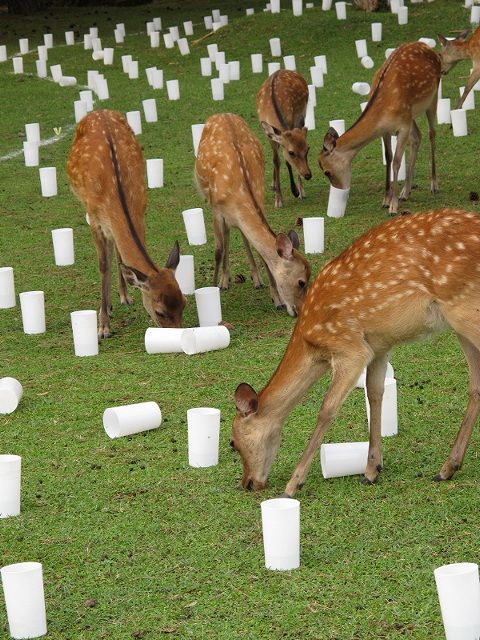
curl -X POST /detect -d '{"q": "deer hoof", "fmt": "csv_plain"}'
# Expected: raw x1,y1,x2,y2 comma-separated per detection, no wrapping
432,473,446,482
277,492,293,499
121,295,133,306
361,476,376,485
98,328,111,339
276,304,286,311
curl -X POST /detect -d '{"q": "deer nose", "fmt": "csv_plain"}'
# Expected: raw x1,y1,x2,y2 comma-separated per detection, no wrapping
304,172,312,180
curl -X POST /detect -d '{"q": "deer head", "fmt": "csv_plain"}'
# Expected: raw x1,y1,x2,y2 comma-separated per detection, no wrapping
272,231,311,316
438,30,470,74
120,241,186,328
319,127,352,189
261,120,312,181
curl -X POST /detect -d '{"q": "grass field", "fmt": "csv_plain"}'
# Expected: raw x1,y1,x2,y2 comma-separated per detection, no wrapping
1,1,480,637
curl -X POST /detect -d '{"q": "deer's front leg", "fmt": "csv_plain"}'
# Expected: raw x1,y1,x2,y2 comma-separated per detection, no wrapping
363,353,389,484
382,135,392,209
286,162,300,199
115,245,133,305
271,143,283,208
92,226,113,338
388,129,409,216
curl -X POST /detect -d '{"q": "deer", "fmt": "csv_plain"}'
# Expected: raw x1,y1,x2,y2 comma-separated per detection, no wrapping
319,42,441,216
67,109,186,338
439,28,479,109
256,70,312,208
231,208,480,496
195,112,311,316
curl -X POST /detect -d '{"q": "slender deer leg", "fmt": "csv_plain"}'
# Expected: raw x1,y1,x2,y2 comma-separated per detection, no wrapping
388,127,409,216
270,141,283,208
91,225,113,339
297,175,305,199
283,351,371,497
382,135,392,208
240,232,263,288
220,220,231,290
425,101,438,194
400,121,421,201
457,67,480,109
435,334,480,481
286,162,300,199
115,245,133,306
260,257,283,308
363,352,389,484
212,215,225,287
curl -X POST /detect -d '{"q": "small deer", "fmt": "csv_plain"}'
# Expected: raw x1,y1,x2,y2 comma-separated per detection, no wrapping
67,109,186,338
256,70,312,208
319,42,441,216
195,113,311,316
232,208,480,496
439,28,478,109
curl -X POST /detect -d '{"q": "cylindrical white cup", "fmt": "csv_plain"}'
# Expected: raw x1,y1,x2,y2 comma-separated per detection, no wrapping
58,76,77,87
146,159,164,189
314,54,327,74
39,167,57,197
437,98,451,125
84,33,92,50
37,45,47,60
152,17,161,30
356,362,394,389
418,37,436,48
204,15,213,30
434,563,480,640
65,30,75,45
261,498,300,571
187,407,220,467
145,327,184,354
270,37,282,57
1,562,47,638
322,0,332,8
152,69,163,90
212,9,221,21
12,57,23,74
128,60,139,79
200,57,212,76
19,38,29,55
95,77,109,100
229,60,240,81
283,55,296,71
207,43,218,61
74,100,88,123
50,63,62,82
51,228,74,266
91,37,102,52
352,82,370,96
103,47,114,65
211,78,224,101
0,454,21,516
335,1,346,19
321,442,369,478
19,291,46,335
175,255,195,295
371,22,382,42
361,56,374,69
79,88,94,109
471,5,480,24
303,217,324,254
191,124,205,157
103,401,162,439
327,185,350,218
121,54,132,73
397,6,408,24
292,0,302,15
0,378,23,416
163,33,174,48
142,98,158,123
251,53,263,73
166,79,180,100
218,63,230,84
365,377,398,437
329,119,345,136
182,208,207,245
150,31,160,48
355,39,368,58
271,0,281,12
181,326,230,355
44,32,53,47
184,20,194,36
169,25,180,41
126,111,142,135
268,62,281,76
246,7,255,15
36,59,47,78
146,20,155,35
195,286,222,327
0,267,15,308
114,29,124,44
87,69,99,90
385,47,396,59
71,310,98,357
0,45,7,62
305,103,315,130
23,141,39,167
177,38,190,56
308,84,317,107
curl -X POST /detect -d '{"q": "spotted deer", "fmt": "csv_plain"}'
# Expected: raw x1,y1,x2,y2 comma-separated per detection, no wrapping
67,109,185,338
231,208,480,495
256,70,312,208
319,42,441,216
195,113,311,316
439,28,478,109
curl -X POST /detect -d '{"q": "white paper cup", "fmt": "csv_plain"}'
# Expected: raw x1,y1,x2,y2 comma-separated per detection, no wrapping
19,38,29,55
175,255,195,295
251,53,263,73
50,63,62,82
355,39,368,58
187,407,220,467
320,442,369,478
103,401,162,439
195,286,222,327
204,15,213,29
211,78,224,101
218,63,230,84
437,98,451,125
87,69,99,90
19,291,45,335
269,37,282,57
84,34,92,50
150,31,160,48
71,310,98,357
169,25,180,41
305,103,315,130
207,43,218,61
91,37,102,52
146,158,164,189
246,7,255,14
471,5,480,24
23,141,39,167
146,20,155,35
398,6,408,24
302,217,324,254
152,69,163,89
177,37,190,56
361,56,374,69
95,77,109,100
0,267,15,308
181,326,230,355
261,498,300,571
163,33,174,48
191,124,205,157
142,98,158,123
385,47,396,59
352,82,370,96
314,54,327,74
229,60,240,81
128,60,139,79
0,454,21,516
126,111,142,135
1,562,47,639
181,209,205,246
365,377,398,437
44,32,53,47
184,20,194,36
371,22,382,42
39,167,57,197
65,30,75,45
114,29,124,44
0,45,7,62
271,0,281,12
0,378,22,416
212,9,221,21
322,0,332,8
103,47,114,65
200,57,212,76
51,228,74,266
145,327,184,354
327,185,350,218
283,55,296,71
121,54,132,73
335,1,346,19
58,76,77,87
308,84,317,106
151,17,161,30
74,100,87,124
268,62,281,76
292,0,303,15
166,79,180,100
79,90,93,112
329,119,345,136
390,135,406,181
418,37,436,48
434,563,480,639
36,59,47,78
12,57,23,74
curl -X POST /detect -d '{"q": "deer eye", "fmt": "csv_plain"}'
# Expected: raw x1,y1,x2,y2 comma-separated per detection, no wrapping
288,150,295,157
298,280,306,289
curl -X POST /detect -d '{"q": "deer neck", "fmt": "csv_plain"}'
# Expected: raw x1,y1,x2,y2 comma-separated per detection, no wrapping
112,215,158,276
337,106,385,156
236,203,279,265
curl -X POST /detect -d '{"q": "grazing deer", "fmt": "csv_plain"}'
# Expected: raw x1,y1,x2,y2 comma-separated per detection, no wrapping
67,109,185,338
439,28,478,109
256,70,312,208
232,208,480,495
195,113,311,316
319,42,441,216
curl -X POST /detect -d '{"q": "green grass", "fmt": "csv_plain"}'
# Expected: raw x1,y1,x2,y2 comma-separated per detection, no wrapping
1,1,479,637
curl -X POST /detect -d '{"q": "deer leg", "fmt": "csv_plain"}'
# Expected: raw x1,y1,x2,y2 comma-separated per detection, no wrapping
241,232,263,288
382,135,392,208
399,121,421,201
297,175,305,199
212,215,225,288
115,245,133,306
220,220,231,290
91,225,113,339
457,67,480,109
286,162,300,199
388,128,409,216
260,257,283,308
426,102,438,194
283,351,371,497
271,142,283,208
434,334,480,481
363,352,389,484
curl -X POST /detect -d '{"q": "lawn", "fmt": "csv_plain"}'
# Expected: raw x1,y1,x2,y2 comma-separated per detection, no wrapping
1,1,479,638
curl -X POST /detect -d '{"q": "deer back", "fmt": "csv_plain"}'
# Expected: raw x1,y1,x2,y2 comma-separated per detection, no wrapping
256,70,308,130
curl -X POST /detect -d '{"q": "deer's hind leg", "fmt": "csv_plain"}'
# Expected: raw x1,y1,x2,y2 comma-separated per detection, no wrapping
382,135,393,209
363,352,389,484
399,121,421,202
426,100,438,194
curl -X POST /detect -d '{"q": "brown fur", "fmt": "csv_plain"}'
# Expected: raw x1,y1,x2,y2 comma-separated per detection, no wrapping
439,28,479,109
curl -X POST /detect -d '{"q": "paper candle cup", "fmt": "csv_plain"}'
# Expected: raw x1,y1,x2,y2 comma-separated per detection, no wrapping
269,37,282,57
23,141,39,167
390,0,400,12
355,39,368,58
84,34,92,50
195,286,222,327
471,5,480,24
329,119,345,136
166,79,180,100
283,55,296,71
246,7,254,14
43,32,53,47
434,563,480,639
182,208,207,245
150,31,160,48
302,217,324,254
0,267,15,308
0,378,23,416
352,82,370,96
361,56,374,69
418,37,436,48
200,57,212,76
437,98,451,125
398,6,408,25
146,20,155,35
121,54,132,73
1,562,47,639
163,33,174,48
207,43,218,61
268,62,281,76
211,77,224,100
87,69,99,90
152,69,163,90
145,327,184,354
19,38,29,55
146,159,164,189
177,38,190,56
65,30,75,45
181,326,230,355
308,84,317,106
36,59,47,78
74,100,87,124
214,50,226,70
187,407,220,467
91,37,102,52
103,401,162,439
212,9,221,21
175,255,195,295
229,60,240,81
261,498,300,571
142,98,158,123
184,20,194,36
335,1,346,19
292,0,303,15
51,228,74,266
322,0,332,8
169,25,180,41
385,47,396,59
365,377,398,437
218,63,230,84
128,60,139,79
39,167,57,198
0,455,21,516
59,76,77,87
270,0,281,12
103,47,114,65
0,45,7,62
126,111,142,135
314,54,327,74
79,90,93,112
19,291,46,335
70,310,98,357
305,103,315,130
371,22,382,42
114,29,124,44
50,63,62,82
320,442,369,479
12,57,23,74
95,77,109,100
191,124,205,157
204,15,213,30
251,53,263,73
327,185,350,218
92,50,104,61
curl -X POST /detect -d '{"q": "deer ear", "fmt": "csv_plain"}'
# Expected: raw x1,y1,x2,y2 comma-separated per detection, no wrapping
323,127,339,153
165,240,180,271
438,34,449,46
287,229,300,250
276,232,294,259
458,28,470,42
235,383,258,416
261,121,283,143
120,263,150,290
